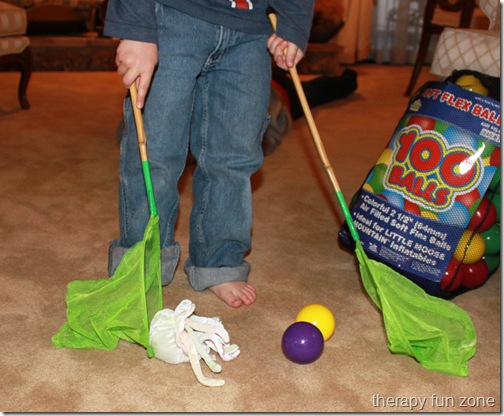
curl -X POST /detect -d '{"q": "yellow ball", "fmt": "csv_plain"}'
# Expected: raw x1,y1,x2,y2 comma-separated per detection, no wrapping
296,304,336,341
376,148,393,166
420,210,438,221
455,75,489,96
454,230,486,264
362,183,374,193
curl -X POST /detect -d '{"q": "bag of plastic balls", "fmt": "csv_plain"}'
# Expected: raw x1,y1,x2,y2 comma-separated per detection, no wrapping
339,70,500,298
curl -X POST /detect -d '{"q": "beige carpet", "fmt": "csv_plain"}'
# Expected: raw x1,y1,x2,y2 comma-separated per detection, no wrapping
0,65,500,412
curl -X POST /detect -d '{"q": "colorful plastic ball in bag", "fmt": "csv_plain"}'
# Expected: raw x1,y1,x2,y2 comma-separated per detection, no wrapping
440,259,464,292
379,189,404,208
489,192,500,219
488,169,500,192
403,199,421,215
455,74,489,96
489,147,500,167
420,210,438,221
368,163,388,195
456,189,481,210
461,260,489,289
481,223,500,256
483,255,500,275
467,197,497,232
453,231,486,264
407,115,436,130
438,201,471,227
376,148,392,165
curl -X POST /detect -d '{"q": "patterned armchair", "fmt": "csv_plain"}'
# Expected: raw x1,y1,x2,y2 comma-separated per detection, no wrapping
0,1,31,109
430,0,500,79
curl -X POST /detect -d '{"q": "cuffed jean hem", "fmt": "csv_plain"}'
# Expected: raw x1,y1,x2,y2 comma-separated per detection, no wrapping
184,259,251,292
108,239,180,286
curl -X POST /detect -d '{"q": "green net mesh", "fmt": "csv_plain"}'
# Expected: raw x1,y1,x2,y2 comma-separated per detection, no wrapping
355,241,476,377
52,215,163,358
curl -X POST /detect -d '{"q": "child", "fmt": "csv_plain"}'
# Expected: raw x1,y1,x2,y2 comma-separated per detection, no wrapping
104,1,314,307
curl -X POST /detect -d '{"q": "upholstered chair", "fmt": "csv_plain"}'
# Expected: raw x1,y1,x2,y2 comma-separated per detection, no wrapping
0,1,31,109
430,0,500,80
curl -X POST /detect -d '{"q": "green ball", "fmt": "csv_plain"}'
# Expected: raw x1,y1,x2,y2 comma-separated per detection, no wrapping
480,139,496,159
489,168,501,194
434,120,451,134
367,163,388,195
488,191,501,220
481,223,501,256
482,254,500,275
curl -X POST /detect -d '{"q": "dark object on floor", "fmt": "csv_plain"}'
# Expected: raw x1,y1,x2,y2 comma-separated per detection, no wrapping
262,68,358,156
287,68,358,121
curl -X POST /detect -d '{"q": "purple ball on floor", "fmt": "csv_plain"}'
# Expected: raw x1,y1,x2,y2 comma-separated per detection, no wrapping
282,322,324,364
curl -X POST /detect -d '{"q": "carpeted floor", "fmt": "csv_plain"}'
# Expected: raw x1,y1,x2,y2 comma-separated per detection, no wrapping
0,64,500,412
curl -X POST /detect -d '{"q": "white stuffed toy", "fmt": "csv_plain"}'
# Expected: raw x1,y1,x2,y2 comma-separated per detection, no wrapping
149,299,240,387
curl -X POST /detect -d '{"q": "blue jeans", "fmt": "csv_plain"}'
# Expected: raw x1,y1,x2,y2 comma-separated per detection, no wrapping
109,5,271,291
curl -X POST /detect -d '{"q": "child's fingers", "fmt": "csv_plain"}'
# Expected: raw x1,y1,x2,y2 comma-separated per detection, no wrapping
284,44,304,69
135,75,152,109
267,34,304,70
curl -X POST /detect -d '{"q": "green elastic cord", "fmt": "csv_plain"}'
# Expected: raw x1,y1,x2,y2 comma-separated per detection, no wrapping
142,160,158,217
335,190,360,243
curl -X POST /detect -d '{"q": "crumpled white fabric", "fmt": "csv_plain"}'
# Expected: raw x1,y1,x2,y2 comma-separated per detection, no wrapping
149,299,240,387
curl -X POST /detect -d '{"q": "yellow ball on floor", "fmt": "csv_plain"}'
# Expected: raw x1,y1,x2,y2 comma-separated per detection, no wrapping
296,304,336,341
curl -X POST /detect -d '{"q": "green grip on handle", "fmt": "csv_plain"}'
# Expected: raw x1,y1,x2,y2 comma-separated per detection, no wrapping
335,190,360,243
142,160,157,217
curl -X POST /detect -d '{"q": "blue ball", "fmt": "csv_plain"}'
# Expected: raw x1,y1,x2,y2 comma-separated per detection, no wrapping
380,189,404,209
442,126,479,150
282,322,324,364
438,201,471,227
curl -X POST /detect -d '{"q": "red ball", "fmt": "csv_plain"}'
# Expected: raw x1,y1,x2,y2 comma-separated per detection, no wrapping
440,259,464,291
407,115,436,131
490,147,501,167
456,188,481,210
467,197,497,232
404,199,421,215
377,193,387,201
461,259,489,289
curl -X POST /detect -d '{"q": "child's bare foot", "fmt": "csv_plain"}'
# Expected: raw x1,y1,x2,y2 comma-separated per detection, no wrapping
209,281,256,308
